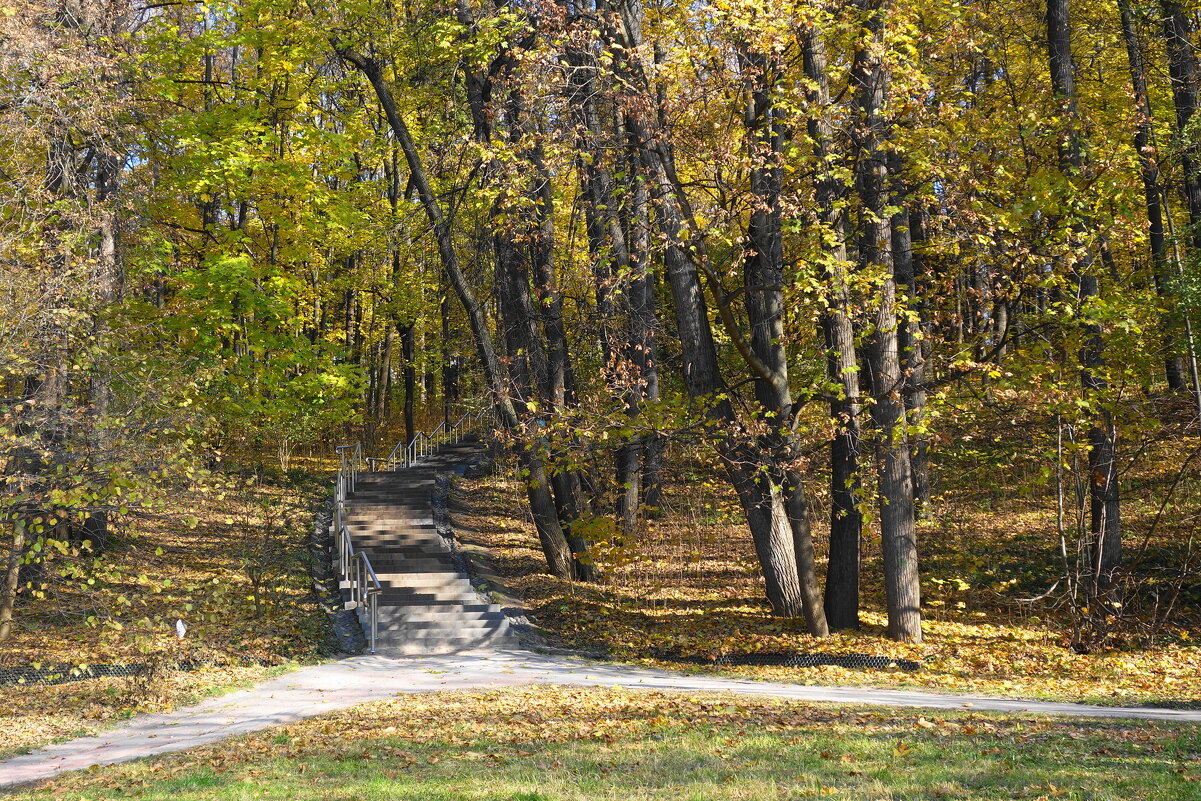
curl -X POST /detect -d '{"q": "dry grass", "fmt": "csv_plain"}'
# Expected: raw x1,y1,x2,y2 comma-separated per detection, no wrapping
0,473,332,757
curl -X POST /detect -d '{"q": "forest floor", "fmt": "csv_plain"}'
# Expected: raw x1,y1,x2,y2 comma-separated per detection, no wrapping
10,686,1200,801
453,433,1201,708
0,467,333,760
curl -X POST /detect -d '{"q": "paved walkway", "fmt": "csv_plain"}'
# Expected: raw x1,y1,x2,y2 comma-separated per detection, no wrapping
3,648,1200,789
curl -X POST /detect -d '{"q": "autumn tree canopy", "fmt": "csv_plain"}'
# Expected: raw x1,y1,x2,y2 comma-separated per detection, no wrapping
3,0,1200,645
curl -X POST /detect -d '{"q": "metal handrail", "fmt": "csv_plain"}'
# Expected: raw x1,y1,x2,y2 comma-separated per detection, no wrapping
382,408,491,471
333,442,381,654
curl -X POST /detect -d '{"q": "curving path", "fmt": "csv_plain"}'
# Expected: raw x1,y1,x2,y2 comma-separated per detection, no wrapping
3,647,1201,788
6,442,1199,789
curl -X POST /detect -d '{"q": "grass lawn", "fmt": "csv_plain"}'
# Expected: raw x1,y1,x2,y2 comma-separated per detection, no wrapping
13,686,1201,800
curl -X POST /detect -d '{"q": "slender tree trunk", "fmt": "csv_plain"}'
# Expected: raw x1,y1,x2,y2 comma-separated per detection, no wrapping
906,208,932,512
400,323,416,447
440,289,459,422
338,47,575,579
1047,0,1122,604
567,47,647,538
1118,0,1185,390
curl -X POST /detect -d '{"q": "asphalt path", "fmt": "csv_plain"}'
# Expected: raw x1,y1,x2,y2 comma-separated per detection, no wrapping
3,648,1200,789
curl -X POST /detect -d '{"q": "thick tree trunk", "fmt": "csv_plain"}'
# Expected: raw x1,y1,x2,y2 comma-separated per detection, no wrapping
742,49,828,636
1162,0,1201,252
0,519,25,643
889,152,931,516
628,170,664,516
804,24,863,631
636,121,810,618
852,0,922,643
501,85,598,581
598,0,814,619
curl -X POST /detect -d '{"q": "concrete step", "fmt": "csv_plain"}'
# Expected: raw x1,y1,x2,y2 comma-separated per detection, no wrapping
376,620,508,634
368,560,458,573
375,605,505,619
377,628,515,643
375,584,474,595
376,572,471,588
344,506,433,513
375,638,521,655
347,496,433,504
367,552,455,564
356,546,451,558
374,589,485,603
373,601,499,614
348,529,441,540
345,524,439,534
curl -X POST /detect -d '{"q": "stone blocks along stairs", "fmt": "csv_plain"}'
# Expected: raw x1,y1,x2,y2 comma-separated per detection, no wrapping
341,447,518,654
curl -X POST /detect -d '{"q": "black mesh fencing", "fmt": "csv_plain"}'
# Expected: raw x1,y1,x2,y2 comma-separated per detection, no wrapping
0,659,274,689
650,651,923,672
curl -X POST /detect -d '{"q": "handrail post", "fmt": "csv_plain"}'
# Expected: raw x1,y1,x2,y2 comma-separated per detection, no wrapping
368,590,377,654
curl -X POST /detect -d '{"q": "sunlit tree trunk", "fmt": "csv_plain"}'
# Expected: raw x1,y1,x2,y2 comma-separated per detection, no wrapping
852,0,922,643
803,23,863,631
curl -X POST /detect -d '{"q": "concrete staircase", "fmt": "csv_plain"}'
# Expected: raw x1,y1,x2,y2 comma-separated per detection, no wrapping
340,443,518,654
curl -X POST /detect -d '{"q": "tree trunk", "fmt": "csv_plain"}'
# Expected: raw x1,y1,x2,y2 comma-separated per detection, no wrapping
627,165,664,515
742,48,828,636
803,23,863,631
600,0,814,618
0,519,25,643
1047,0,1122,604
1162,0,1201,252
400,323,416,447
852,0,922,643
906,208,932,513
1116,0,1185,390
888,151,931,517
338,46,575,580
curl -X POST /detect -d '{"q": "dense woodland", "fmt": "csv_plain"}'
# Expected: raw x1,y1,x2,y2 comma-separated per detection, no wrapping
2,0,1200,652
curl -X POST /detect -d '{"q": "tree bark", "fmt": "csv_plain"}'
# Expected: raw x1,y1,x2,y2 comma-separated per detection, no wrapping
742,48,828,636
1047,0,1122,603
888,151,931,516
628,167,664,516
1118,0,1185,391
804,23,863,631
852,0,922,642
1162,0,1201,253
